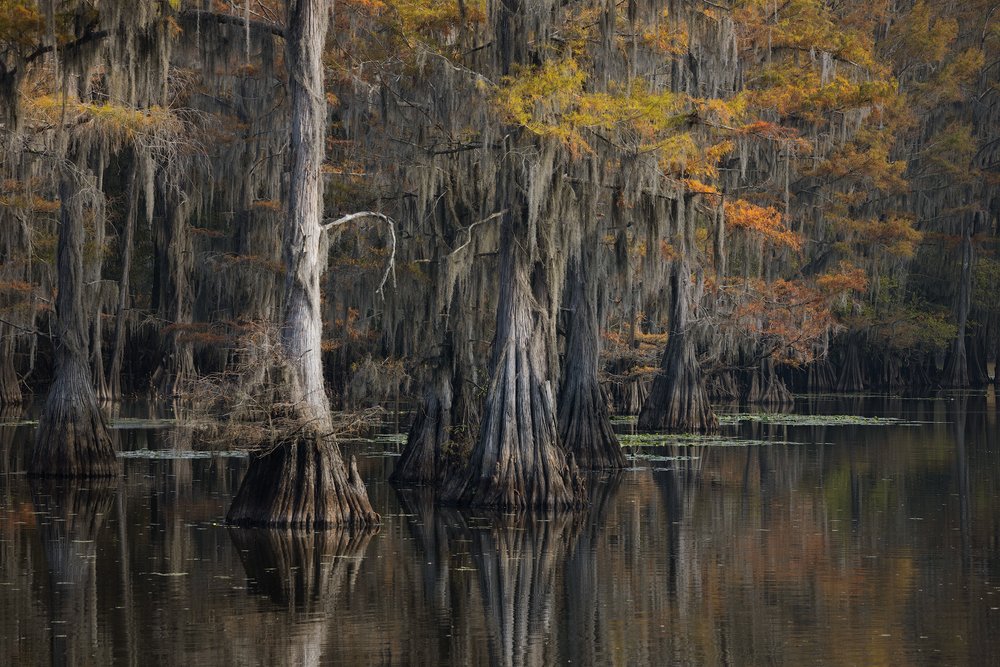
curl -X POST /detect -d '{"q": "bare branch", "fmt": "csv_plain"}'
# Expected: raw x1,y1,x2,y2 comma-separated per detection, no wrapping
322,211,398,298
448,210,506,257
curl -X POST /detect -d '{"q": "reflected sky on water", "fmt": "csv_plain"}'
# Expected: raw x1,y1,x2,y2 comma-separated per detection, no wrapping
2,392,999,665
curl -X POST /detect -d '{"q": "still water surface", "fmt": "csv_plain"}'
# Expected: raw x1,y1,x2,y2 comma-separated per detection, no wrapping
2,393,999,665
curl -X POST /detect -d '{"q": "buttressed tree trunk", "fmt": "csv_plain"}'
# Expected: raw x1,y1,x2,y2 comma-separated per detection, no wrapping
558,250,625,470
30,172,117,477
227,0,377,529
442,168,583,510
638,260,718,433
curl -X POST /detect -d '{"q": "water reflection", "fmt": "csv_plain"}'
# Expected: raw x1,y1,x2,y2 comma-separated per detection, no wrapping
229,528,375,665
2,394,1000,665
29,479,115,666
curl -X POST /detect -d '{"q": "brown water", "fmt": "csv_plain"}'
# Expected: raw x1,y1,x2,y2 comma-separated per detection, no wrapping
2,393,999,666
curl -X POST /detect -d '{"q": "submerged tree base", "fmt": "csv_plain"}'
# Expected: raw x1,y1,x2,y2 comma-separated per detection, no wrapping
227,434,379,529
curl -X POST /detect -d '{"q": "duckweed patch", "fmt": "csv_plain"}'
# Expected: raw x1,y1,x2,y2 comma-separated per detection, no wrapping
717,413,928,427
619,433,814,448
118,449,249,459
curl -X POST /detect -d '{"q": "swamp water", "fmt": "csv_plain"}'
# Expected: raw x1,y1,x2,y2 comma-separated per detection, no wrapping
2,393,1000,665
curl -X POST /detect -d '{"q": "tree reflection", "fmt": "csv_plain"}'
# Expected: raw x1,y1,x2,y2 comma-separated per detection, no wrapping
228,526,375,664
455,508,580,667
563,472,622,666
30,478,115,666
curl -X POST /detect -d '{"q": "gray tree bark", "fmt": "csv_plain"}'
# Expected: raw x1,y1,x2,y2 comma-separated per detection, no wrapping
227,0,377,528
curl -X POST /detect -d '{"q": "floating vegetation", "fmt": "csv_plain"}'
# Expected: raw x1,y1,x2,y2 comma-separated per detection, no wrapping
628,453,699,462
364,451,404,457
0,420,39,427
118,449,249,460
346,433,408,446
717,413,928,427
610,415,638,425
619,433,812,448
110,418,177,430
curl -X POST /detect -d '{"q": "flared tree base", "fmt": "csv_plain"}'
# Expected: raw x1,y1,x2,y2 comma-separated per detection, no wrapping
638,341,718,434
744,360,794,407
30,369,117,478
559,380,625,470
440,355,585,512
391,376,452,486
227,434,379,529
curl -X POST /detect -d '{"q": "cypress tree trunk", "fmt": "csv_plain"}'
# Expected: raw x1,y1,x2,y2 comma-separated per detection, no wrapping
392,359,453,485
638,261,718,433
30,174,117,478
944,218,974,387
441,184,583,510
151,197,195,397
558,253,624,470
107,160,139,401
227,0,377,529
706,369,740,402
744,357,794,406
0,324,21,405
836,334,866,392
807,357,836,392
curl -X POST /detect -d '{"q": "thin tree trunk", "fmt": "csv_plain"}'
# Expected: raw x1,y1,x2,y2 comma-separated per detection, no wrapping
227,0,377,529
30,172,117,478
107,160,139,401
151,195,195,397
441,183,583,510
89,180,109,403
638,260,718,433
558,252,624,469
944,217,973,387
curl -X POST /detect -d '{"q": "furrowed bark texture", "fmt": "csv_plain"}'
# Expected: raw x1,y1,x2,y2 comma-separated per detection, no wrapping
638,261,718,433
30,175,117,478
442,192,584,510
227,0,376,529
558,254,624,470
